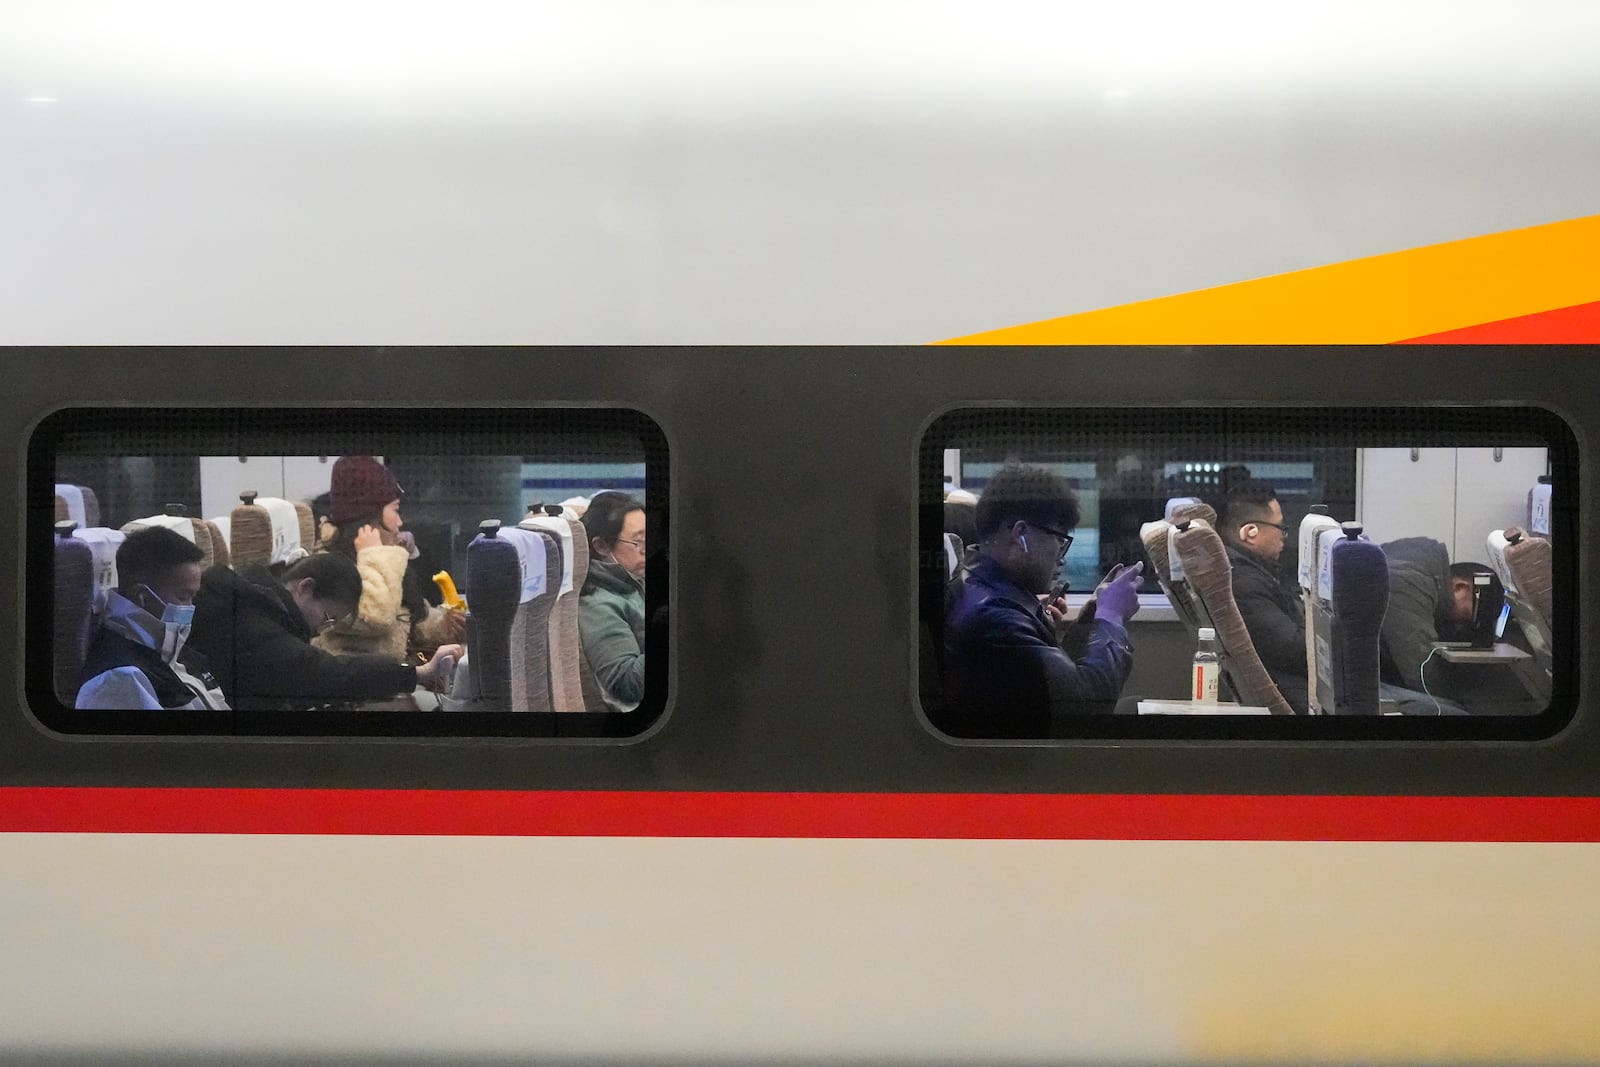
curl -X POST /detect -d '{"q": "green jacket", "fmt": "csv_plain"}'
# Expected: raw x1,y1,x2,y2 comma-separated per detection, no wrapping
578,559,645,712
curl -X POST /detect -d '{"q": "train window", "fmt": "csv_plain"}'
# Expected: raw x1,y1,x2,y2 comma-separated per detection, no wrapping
922,407,1576,741
32,408,669,738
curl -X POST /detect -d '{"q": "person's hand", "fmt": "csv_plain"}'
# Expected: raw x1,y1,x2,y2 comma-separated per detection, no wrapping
353,524,383,552
1041,591,1069,625
416,644,465,692
1092,561,1144,628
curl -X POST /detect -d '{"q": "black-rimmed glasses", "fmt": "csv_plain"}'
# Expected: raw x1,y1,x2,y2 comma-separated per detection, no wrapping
1027,522,1075,559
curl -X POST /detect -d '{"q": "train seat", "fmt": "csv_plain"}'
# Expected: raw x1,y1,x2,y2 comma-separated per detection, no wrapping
70,525,125,611
295,501,317,553
1163,496,1206,522
53,521,96,707
208,515,232,555
466,520,558,711
1527,478,1552,537
1488,527,1553,674
54,483,101,529
227,492,306,567
120,508,224,569
519,508,591,713
1310,523,1389,715
944,532,963,580
199,519,231,568
1297,508,1341,711
1170,518,1296,715
1141,498,1218,636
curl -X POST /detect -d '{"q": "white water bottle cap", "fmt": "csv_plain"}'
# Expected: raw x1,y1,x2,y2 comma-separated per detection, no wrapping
1197,627,1216,641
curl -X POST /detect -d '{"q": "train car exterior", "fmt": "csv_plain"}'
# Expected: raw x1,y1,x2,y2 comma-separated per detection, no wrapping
3,2,1599,1063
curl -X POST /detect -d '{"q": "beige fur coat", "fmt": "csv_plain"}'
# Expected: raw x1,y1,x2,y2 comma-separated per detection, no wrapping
312,544,457,661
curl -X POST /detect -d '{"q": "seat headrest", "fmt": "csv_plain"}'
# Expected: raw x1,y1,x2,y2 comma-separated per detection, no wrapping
497,526,551,604
71,527,125,609
520,514,575,596
1315,527,1346,601
124,513,197,541
1485,529,1517,591
1164,497,1202,521
1528,481,1552,536
54,484,88,529
1298,514,1340,591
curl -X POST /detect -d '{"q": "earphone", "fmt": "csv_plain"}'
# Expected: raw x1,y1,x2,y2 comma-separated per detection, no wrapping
1018,534,1029,553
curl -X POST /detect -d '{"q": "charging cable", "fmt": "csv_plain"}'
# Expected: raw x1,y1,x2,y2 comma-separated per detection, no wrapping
1418,645,1444,715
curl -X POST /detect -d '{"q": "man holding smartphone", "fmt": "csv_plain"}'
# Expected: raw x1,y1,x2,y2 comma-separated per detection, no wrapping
941,464,1143,737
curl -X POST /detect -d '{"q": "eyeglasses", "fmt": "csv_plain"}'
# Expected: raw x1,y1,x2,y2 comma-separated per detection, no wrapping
615,538,646,552
1027,522,1075,559
1251,520,1288,532
316,607,351,633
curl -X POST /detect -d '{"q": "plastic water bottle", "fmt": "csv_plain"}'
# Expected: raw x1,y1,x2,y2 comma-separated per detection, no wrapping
1193,627,1220,704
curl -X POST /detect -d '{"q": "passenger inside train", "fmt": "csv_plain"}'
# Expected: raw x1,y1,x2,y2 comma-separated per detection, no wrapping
925,423,1559,733
74,527,229,712
47,438,658,730
941,464,1143,737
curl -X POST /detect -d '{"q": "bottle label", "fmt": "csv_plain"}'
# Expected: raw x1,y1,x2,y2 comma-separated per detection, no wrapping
1193,661,1219,703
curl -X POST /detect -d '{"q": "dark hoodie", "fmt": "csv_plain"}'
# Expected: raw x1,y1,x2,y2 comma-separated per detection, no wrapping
189,564,418,711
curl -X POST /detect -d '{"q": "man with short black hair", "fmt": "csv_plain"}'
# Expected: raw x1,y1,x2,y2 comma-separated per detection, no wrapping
1218,480,1308,712
77,526,230,710
941,464,1142,736
188,553,461,711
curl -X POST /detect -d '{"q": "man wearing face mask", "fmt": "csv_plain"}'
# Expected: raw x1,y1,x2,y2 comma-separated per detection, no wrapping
75,527,230,710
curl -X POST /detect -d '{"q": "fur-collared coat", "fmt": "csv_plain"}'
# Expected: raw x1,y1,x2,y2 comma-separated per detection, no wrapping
312,544,458,662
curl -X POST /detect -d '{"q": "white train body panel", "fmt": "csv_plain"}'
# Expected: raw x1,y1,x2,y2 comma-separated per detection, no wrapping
2,2,1598,1062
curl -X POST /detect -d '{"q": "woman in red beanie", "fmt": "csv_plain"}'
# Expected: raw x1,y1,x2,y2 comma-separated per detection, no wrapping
314,456,466,671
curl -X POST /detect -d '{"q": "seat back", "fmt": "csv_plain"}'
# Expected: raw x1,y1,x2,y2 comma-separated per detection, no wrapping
1140,520,1197,631
53,521,96,706
208,515,233,559
120,509,223,568
1488,527,1553,671
228,492,305,567
295,502,317,554
1310,522,1389,715
71,526,125,611
1297,509,1341,712
1142,499,1219,636
520,509,591,713
944,533,963,580
54,484,101,529
1170,519,1296,715
465,520,557,711
199,519,231,568
1528,479,1552,537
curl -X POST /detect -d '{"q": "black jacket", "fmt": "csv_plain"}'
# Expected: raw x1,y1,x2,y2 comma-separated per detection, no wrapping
941,556,1133,737
189,564,418,711
1226,544,1310,714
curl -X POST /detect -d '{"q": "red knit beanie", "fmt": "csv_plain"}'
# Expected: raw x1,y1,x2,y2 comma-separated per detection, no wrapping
329,456,403,524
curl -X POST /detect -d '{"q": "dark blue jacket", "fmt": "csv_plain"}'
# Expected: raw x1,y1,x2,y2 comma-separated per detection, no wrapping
941,556,1133,736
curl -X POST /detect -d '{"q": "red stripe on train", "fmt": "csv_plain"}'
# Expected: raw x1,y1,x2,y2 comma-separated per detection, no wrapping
3,788,1600,841
1396,299,1600,344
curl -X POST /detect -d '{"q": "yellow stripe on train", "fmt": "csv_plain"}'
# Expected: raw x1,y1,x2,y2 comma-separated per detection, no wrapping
939,214,1600,345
